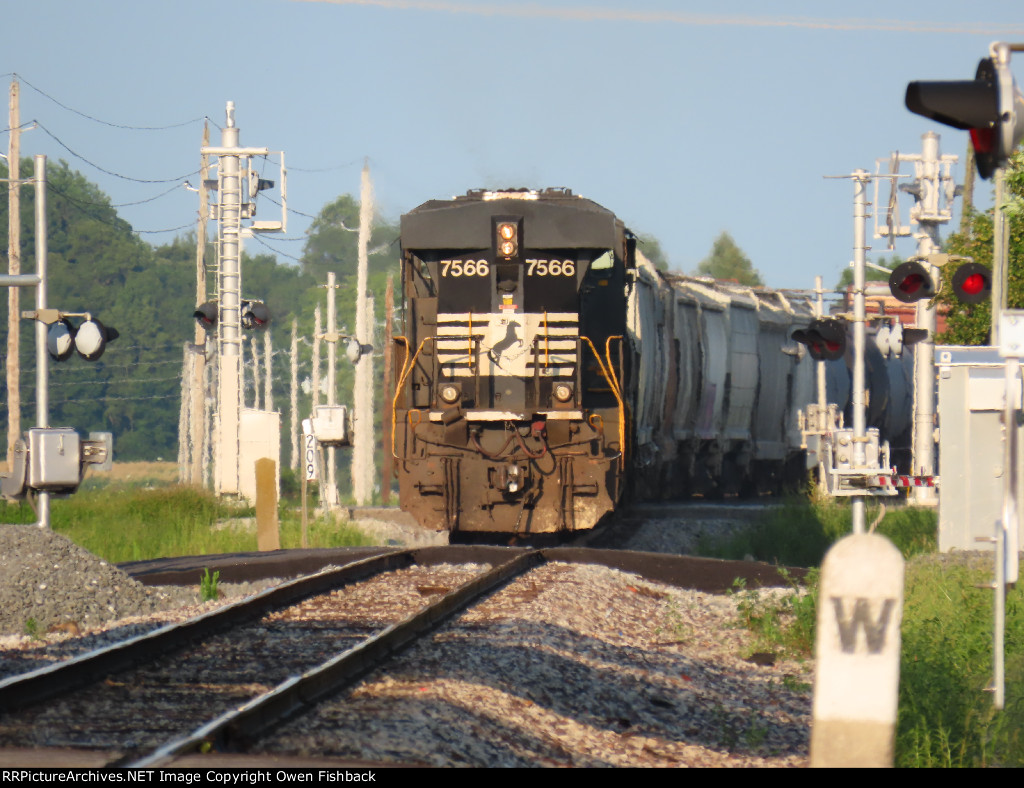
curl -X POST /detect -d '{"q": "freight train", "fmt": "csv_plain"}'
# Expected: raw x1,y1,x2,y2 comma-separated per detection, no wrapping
390,188,912,535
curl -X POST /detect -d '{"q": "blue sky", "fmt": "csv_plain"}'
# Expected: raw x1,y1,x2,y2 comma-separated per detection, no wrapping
5,0,1024,288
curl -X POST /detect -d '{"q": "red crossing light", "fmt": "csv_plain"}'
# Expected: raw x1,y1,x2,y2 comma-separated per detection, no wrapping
792,318,847,362
906,53,1024,180
888,261,935,303
951,262,992,304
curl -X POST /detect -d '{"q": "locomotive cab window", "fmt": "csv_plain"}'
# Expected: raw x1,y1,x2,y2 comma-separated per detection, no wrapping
589,250,614,272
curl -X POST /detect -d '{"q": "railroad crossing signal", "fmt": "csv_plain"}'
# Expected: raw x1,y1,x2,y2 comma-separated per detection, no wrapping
38,312,119,362
906,53,1024,179
792,318,847,361
951,261,993,304
888,261,935,303
875,322,928,359
194,301,218,330
46,318,76,361
193,300,271,330
73,318,119,361
241,300,270,330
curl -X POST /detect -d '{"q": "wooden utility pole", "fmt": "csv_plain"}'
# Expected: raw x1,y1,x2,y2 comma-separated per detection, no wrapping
6,79,20,469
961,140,976,235
188,121,210,485
290,317,298,472
263,328,273,412
352,164,375,505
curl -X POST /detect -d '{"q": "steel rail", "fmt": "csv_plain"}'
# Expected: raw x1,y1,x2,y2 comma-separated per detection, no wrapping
0,549,412,713
129,549,544,767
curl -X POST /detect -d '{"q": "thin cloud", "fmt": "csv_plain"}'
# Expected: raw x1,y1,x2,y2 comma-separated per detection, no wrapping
294,0,1024,35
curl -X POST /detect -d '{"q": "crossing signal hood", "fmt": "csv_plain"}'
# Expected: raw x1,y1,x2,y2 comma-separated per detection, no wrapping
248,170,275,199
46,318,76,361
792,318,847,361
45,315,118,362
241,300,270,330
876,322,929,359
906,52,1024,179
245,169,275,218
951,261,992,304
74,318,119,361
194,302,218,330
889,261,935,303
194,300,270,329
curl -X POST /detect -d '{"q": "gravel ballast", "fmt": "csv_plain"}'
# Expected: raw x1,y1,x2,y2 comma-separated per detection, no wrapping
0,509,813,767
0,525,176,636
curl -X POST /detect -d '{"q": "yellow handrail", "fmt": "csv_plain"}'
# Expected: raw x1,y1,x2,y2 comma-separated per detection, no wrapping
391,335,435,459
580,335,626,457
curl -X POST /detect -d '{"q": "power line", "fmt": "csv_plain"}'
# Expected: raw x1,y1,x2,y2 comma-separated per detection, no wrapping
40,181,193,236
14,73,207,131
45,181,170,213
50,181,186,209
295,1,1024,35
34,121,199,184
48,393,180,405
261,193,322,222
250,233,305,263
24,375,182,390
133,221,195,236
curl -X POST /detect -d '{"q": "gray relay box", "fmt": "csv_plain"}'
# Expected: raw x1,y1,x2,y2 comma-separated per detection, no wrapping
937,346,1024,553
28,427,81,490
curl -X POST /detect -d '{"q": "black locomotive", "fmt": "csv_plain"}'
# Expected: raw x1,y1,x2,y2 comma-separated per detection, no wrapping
390,188,911,535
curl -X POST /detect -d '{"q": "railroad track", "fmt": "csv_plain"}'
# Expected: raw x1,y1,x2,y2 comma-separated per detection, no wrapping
0,546,809,768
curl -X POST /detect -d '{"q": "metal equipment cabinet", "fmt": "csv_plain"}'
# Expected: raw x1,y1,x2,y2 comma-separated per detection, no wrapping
937,345,1024,552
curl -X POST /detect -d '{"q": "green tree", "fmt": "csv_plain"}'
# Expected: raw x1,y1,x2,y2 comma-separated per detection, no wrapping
299,193,403,501
301,194,400,285
636,233,669,271
0,159,185,460
834,254,904,290
936,148,1024,345
696,231,763,286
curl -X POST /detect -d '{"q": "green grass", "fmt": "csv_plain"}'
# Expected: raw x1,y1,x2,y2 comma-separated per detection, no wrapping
708,494,1023,767
199,568,220,602
897,556,1024,767
0,482,376,563
5,475,1020,766
701,493,937,568
730,569,818,661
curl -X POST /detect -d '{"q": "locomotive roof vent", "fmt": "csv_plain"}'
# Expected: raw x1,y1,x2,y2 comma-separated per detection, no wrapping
459,187,579,202
481,189,539,201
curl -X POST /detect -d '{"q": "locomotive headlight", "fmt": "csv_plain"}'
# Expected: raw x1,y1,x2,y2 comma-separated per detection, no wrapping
439,384,461,404
494,219,520,259
553,383,574,402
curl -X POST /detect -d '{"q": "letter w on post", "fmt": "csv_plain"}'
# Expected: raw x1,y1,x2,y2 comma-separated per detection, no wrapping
831,597,895,654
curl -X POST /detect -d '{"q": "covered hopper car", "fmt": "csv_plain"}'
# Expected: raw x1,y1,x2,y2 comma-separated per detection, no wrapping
390,188,911,535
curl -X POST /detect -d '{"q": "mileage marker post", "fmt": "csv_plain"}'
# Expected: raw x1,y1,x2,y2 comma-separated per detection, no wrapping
810,533,904,767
